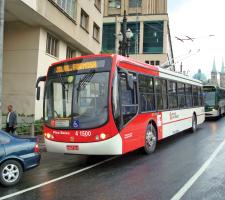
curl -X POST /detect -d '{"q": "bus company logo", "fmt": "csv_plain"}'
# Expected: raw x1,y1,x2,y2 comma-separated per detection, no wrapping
169,112,179,120
124,133,133,139
53,130,70,135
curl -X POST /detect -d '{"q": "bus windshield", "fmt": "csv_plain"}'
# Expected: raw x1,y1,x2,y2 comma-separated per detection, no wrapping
204,91,216,107
44,72,109,129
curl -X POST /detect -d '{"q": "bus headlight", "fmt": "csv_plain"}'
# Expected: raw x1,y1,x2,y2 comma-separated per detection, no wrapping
44,133,54,139
100,133,106,140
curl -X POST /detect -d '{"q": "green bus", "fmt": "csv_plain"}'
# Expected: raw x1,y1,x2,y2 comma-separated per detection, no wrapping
203,85,225,118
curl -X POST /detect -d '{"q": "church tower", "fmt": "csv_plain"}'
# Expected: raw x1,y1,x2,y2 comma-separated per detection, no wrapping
211,57,218,85
220,58,225,88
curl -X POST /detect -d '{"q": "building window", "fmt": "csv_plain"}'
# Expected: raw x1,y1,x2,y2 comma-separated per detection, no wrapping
93,23,100,42
150,61,154,65
155,60,160,65
80,9,89,31
108,0,121,8
51,0,76,19
102,23,116,53
129,0,142,7
143,21,164,54
145,61,149,64
46,33,58,57
66,47,76,58
95,0,101,12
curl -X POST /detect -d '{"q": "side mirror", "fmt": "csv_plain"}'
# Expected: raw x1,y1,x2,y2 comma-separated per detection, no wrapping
36,86,41,100
36,76,46,101
127,73,134,90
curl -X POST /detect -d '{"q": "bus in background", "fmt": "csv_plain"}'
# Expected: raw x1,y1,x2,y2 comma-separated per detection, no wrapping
203,85,225,118
36,54,205,155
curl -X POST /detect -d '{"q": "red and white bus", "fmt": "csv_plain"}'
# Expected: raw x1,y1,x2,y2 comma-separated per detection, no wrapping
36,54,205,155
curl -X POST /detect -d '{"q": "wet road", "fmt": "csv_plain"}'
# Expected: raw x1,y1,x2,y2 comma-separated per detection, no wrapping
1,118,225,200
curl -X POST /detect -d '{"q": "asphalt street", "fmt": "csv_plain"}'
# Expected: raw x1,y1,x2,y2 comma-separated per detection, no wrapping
1,117,225,200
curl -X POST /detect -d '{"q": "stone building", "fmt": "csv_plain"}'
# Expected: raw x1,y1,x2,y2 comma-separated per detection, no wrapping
4,0,103,119
102,0,173,68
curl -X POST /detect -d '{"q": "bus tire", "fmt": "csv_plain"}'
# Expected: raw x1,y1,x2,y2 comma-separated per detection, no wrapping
143,124,157,154
219,108,222,118
191,114,197,133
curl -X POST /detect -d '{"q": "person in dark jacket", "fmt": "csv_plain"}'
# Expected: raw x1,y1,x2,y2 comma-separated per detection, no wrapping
6,105,17,134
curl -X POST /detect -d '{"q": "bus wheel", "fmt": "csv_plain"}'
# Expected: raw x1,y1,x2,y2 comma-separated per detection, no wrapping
143,124,157,154
191,114,197,133
219,109,222,118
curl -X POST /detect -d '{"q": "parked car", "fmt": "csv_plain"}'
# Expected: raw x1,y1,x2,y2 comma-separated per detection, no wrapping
0,131,41,186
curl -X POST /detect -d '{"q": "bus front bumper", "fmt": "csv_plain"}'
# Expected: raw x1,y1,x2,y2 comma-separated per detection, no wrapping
205,109,219,117
45,134,123,155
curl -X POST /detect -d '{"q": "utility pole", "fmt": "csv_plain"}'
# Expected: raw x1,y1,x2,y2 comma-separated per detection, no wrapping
0,0,5,129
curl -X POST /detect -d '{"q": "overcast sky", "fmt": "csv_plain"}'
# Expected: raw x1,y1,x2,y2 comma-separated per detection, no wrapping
168,0,225,78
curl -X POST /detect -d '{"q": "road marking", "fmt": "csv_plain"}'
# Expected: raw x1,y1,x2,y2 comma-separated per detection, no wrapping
0,156,117,200
171,137,225,200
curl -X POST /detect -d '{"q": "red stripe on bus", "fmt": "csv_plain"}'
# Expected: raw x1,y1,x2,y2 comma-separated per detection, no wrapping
163,113,204,125
163,116,192,125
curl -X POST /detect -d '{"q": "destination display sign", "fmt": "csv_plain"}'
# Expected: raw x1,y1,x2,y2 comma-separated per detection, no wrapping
48,57,112,75
55,61,97,73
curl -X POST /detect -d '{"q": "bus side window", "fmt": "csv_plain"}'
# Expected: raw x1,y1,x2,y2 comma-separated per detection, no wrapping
193,86,198,106
155,78,167,110
168,80,178,109
178,83,185,108
139,75,155,112
120,72,138,125
186,84,192,107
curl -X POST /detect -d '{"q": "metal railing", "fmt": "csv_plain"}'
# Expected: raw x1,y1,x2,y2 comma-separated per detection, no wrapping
2,117,43,136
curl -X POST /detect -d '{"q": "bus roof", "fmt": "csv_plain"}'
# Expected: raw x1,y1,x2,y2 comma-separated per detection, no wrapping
203,85,225,90
48,54,202,86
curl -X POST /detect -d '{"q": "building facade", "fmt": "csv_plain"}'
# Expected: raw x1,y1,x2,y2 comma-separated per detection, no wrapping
102,0,173,67
4,0,103,119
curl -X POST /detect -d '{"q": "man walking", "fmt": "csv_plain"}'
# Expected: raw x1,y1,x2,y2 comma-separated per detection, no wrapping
6,105,17,134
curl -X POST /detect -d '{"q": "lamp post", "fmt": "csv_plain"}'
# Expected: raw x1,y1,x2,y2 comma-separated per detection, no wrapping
118,10,133,57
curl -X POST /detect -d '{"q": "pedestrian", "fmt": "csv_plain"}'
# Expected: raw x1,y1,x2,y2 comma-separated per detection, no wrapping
6,105,17,134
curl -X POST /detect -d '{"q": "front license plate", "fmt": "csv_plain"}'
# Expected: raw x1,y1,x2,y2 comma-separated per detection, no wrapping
66,145,79,151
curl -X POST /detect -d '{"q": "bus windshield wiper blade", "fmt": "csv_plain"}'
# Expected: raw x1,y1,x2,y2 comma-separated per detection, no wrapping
77,72,95,91
58,74,67,90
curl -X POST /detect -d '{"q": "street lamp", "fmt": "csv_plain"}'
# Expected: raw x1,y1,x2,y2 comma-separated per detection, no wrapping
118,10,133,57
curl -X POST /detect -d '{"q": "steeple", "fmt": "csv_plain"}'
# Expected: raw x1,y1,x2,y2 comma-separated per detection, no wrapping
211,57,218,85
221,57,225,74
212,57,217,73
220,57,225,88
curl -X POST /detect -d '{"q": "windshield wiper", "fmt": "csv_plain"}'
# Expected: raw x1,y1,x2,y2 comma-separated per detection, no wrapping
58,73,69,102
77,71,95,91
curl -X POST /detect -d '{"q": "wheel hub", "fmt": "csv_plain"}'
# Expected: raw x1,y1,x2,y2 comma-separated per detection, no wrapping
146,130,156,148
2,164,19,183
